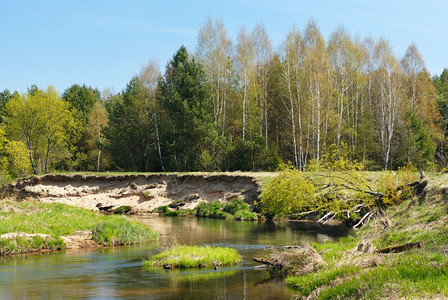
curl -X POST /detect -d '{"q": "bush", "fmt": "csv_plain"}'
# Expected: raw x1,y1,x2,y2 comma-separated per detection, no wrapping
196,201,233,219
260,167,316,220
113,205,131,215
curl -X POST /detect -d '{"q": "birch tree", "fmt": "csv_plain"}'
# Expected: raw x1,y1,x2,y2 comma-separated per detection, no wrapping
140,60,165,171
235,28,255,143
303,21,329,162
252,23,272,148
372,39,403,169
281,27,308,170
196,16,233,136
328,27,356,148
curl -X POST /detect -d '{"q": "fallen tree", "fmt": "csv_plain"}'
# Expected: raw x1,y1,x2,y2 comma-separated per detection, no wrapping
260,144,426,227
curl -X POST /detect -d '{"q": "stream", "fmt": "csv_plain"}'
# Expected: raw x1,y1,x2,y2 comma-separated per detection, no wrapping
0,216,350,299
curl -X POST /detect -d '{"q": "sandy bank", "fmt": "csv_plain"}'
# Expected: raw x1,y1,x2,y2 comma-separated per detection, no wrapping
5,173,262,214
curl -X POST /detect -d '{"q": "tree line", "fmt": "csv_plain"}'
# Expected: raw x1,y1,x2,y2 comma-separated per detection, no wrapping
1,18,448,179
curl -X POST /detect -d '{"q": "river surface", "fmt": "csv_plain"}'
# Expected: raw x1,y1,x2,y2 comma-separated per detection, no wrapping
0,216,350,299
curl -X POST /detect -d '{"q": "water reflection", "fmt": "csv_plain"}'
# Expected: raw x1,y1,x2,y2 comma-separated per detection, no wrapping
0,216,349,299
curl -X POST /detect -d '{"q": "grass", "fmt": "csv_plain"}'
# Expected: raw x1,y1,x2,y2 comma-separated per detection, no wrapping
0,200,159,254
281,186,448,299
253,172,448,298
143,245,241,269
0,234,65,255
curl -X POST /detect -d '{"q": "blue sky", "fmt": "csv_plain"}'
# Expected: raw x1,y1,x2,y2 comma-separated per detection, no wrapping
1,0,447,94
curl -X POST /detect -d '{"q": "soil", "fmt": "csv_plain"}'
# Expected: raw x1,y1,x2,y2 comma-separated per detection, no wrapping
5,173,262,214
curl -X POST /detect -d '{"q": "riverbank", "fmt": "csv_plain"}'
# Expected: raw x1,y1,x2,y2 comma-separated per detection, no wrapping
4,172,266,214
259,172,448,298
0,200,159,255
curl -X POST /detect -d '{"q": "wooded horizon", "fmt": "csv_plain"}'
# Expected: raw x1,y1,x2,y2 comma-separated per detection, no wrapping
1,18,448,178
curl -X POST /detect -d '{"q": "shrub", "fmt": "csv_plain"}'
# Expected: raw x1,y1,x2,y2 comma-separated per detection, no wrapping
113,205,131,215
196,201,233,219
260,167,316,219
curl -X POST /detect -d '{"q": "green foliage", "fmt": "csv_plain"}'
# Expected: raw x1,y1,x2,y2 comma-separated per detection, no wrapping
224,137,281,171
0,89,17,123
0,125,31,182
104,77,162,171
3,86,82,174
261,144,420,221
260,167,316,219
144,245,241,269
306,143,364,172
113,205,131,215
158,45,216,171
377,162,418,205
196,201,233,219
155,198,257,220
433,68,448,135
61,85,105,171
62,84,101,125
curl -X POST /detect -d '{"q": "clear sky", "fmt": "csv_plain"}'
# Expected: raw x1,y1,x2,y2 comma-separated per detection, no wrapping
1,0,447,94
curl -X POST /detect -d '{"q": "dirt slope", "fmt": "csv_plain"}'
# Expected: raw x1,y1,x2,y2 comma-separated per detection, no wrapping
5,173,262,213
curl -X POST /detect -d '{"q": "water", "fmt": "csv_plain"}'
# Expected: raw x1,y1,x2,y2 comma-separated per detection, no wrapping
0,216,350,299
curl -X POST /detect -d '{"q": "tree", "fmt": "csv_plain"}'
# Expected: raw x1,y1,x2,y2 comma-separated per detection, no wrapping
398,45,442,167
158,46,215,171
196,16,233,136
140,60,165,171
62,84,101,125
3,86,81,174
303,20,330,162
104,77,159,171
235,28,256,143
252,23,273,149
281,26,307,170
85,101,109,171
433,68,448,135
0,89,18,123
61,84,102,170
0,125,31,182
371,39,404,169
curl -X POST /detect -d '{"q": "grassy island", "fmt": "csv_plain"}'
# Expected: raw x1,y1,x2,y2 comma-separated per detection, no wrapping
0,200,159,255
144,245,241,269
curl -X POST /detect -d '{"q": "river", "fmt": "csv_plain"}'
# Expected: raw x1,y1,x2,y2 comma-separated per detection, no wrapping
0,216,350,299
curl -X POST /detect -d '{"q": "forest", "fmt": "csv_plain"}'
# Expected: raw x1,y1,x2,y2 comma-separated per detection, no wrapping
1,18,448,180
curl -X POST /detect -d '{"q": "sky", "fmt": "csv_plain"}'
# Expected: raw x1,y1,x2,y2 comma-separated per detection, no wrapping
1,0,447,95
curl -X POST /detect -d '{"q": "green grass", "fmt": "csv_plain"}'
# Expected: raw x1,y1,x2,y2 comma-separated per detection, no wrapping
0,200,159,254
0,234,64,255
283,189,448,299
143,245,241,269
286,265,361,296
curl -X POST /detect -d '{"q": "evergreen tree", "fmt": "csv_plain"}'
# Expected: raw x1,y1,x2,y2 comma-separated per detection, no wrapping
158,46,215,171
104,77,158,171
